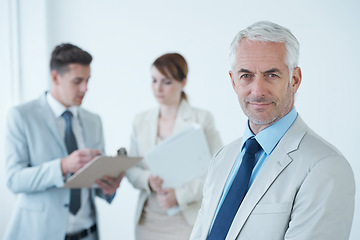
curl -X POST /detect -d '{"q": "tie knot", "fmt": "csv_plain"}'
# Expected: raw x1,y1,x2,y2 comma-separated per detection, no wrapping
62,110,73,121
245,138,262,155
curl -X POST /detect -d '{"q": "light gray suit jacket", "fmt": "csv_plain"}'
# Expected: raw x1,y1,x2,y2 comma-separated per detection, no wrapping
190,115,355,240
126,100,223,226
4,93,110,240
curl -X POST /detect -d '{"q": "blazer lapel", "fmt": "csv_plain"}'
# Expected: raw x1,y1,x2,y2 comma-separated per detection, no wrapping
147,107,160,149
36,93,66,151
173,100,193,134
78,109,90,147
226,116,308,239
227,150,292,239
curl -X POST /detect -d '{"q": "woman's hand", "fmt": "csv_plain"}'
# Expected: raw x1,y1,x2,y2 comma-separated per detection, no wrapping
149,175,163,192
156,188,178,210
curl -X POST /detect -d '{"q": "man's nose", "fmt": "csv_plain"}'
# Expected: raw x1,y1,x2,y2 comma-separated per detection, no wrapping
80,82,88,92
251,76,267,96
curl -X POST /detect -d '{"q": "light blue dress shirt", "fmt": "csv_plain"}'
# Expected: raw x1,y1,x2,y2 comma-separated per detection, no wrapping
209,107,298,231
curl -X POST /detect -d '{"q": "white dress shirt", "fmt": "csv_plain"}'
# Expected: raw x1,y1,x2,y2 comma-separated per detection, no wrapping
46,92,96,234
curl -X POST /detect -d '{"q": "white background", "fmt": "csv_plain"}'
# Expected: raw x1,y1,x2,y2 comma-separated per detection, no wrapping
0,0,359,239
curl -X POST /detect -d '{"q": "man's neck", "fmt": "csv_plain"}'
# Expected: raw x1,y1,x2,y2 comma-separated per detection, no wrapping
249,108,293,135
50,90,70,108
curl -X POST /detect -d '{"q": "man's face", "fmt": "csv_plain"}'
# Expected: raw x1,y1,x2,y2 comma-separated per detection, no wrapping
229,38,301,133
51,63,91,108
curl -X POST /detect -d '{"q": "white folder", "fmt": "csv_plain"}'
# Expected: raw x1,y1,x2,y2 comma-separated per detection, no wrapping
145,123,212,189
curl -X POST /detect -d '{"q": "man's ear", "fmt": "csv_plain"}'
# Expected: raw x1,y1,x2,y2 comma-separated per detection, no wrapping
291,67,302,94
51,70,59,85
229,71,236,91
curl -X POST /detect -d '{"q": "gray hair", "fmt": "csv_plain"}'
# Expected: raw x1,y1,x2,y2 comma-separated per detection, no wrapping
229,21,300,75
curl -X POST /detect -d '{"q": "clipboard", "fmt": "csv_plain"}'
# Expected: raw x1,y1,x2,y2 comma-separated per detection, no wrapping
64,155,141,188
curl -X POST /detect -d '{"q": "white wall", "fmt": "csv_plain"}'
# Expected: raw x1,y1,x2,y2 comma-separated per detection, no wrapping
0,0,14,236
0,0,49,238
1,0,359,239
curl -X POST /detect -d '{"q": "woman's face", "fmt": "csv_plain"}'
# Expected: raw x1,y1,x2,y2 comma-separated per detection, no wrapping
151,66,185,105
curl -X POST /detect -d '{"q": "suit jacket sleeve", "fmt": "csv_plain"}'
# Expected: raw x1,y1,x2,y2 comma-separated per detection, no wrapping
175,112,223,212
5,107,65,194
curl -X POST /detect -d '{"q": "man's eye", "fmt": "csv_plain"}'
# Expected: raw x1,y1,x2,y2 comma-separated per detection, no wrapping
268,73,278,78
241,74,251,79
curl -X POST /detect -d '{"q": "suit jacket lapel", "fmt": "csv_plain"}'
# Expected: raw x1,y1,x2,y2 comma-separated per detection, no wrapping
227,149,292,239
227,116,308,239
78,108,90,147
36,93,66,151
173,100,193,134
146,107,160,150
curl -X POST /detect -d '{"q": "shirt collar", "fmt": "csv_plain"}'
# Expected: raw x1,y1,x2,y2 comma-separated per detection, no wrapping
46,92,79,119
241,107,298,154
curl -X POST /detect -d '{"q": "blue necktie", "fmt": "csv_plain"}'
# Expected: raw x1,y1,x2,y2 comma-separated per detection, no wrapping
62,110,81,215
208,138,262,240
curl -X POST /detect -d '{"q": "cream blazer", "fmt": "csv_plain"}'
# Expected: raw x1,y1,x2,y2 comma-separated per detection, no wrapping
126,100,223,226
190,115,355,240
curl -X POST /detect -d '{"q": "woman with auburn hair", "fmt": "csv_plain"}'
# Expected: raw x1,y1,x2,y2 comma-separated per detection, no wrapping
126,53,222,239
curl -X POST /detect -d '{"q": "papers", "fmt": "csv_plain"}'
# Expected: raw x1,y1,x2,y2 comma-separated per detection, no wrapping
64,155,141,188
145,123,212,189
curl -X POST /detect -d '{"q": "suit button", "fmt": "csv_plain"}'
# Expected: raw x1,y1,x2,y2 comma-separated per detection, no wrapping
64,203,69,208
